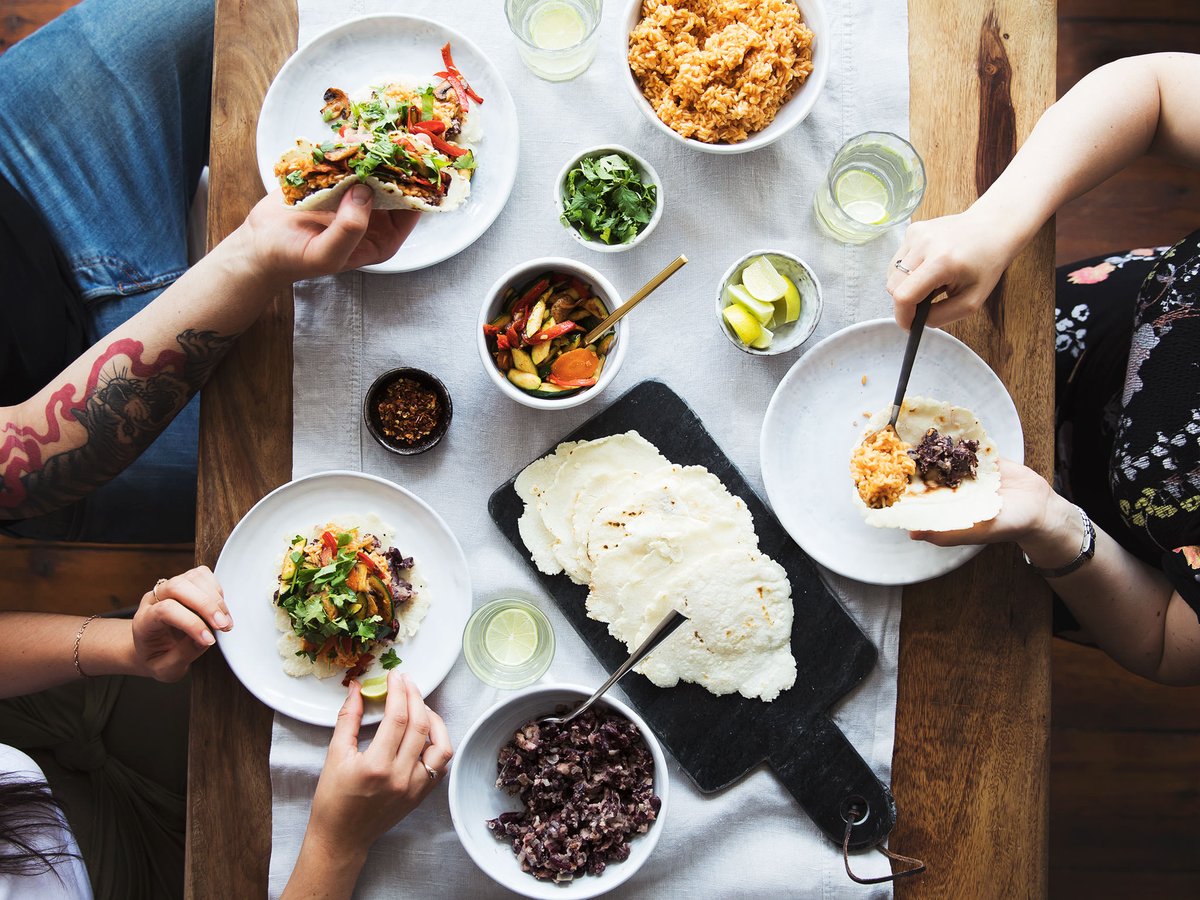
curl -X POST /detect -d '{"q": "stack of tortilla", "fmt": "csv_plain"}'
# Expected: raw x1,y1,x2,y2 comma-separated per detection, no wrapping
516,432,796,702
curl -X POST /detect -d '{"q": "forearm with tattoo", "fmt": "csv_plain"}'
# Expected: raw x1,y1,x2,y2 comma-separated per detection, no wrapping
0,328,232,518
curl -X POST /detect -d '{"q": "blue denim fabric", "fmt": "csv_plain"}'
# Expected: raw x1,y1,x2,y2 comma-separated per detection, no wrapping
0,0,213,542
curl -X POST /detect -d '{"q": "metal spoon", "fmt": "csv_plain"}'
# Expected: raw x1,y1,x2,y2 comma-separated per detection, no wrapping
886,289,937,430
540,608,688,727
583,254,688,346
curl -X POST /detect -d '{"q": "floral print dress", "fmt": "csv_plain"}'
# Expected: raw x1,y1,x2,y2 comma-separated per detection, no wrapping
1054,232,1200,626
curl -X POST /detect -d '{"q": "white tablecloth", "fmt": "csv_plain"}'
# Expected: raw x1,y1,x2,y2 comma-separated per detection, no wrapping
269,1,910,896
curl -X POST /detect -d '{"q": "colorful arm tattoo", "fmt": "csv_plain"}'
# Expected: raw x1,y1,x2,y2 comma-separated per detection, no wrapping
0,328,233,518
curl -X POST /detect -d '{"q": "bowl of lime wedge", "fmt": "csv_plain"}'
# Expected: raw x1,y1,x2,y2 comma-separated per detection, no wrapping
715,251,822,355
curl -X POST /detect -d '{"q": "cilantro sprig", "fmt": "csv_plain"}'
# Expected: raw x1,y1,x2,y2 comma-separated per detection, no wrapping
560,153,657,246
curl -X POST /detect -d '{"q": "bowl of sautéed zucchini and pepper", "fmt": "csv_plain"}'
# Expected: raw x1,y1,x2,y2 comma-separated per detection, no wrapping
478,259,627,409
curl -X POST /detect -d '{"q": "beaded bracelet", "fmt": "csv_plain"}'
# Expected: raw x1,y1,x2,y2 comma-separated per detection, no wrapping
73,615,99,678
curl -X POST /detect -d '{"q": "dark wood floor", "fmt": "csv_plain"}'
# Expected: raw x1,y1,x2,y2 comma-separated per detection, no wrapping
3,0,1200,896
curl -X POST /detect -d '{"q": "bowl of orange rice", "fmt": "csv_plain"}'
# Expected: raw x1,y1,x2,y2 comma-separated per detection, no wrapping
620,0,830,154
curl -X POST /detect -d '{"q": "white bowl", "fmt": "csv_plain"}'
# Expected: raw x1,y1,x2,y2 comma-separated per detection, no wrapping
555,144,664,253
716,250,823,355
448,684,669,899
619,0,831,155
477,258,628,410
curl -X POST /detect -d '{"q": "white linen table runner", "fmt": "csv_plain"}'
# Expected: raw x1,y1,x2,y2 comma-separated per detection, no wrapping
270,1,910,896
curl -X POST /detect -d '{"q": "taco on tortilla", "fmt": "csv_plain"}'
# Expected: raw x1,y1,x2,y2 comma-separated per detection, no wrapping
849,396,1002,531
274,43,482,213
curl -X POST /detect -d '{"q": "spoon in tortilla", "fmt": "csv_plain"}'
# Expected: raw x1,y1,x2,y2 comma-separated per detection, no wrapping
885,289,938,431
582,254,689,346
539,608,688,727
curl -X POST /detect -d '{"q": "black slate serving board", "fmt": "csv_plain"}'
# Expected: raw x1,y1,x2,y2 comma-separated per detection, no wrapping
488,380,895,849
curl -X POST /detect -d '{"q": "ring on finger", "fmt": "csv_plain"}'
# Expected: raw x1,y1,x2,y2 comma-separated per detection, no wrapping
152,578,168,603
422,761,440,781
893,260,912,274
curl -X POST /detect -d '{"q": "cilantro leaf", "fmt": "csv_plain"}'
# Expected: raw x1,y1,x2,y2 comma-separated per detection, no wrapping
380,649,402,669
559,153,656,245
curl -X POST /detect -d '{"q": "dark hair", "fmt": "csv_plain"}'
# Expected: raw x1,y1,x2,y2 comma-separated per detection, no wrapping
0,776,80,876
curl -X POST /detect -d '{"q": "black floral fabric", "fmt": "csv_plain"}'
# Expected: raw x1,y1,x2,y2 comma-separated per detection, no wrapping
1054,232,1200,621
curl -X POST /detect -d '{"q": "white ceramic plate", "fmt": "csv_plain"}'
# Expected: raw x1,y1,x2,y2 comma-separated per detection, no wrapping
255,14,519,273
760,319,1024,586
214,470,471,726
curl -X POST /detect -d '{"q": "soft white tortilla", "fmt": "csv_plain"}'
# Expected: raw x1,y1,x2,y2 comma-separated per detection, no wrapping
292,165,471,213
588,519,796,702
853,396,1002,531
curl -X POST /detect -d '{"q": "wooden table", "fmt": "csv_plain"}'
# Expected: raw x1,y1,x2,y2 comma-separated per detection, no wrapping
187,1,1055,895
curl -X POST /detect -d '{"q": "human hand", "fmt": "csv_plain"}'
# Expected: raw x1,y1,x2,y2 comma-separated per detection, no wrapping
237,186,420,286
307,671,453,853
131,565,232,681
909,459,1084,569
886,208,1018,329
908,459,1051,546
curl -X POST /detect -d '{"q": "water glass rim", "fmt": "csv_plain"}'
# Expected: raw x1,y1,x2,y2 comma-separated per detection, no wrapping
504,0,603,55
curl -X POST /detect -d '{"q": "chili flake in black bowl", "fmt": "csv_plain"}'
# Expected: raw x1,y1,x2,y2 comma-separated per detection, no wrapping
364,368,452,456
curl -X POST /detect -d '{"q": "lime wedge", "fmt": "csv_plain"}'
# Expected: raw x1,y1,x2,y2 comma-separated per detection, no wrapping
774,275,802,324
741,256,788,303
723,284,774,324
750,322,774,350
835,169,890,225
484,607,539,666
360,676,389,700
722,303,764,346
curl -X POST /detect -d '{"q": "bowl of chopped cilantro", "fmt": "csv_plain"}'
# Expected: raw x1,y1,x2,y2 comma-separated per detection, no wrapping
556,145,662,252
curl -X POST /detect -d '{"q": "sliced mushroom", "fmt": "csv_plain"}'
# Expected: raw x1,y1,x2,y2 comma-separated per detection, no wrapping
548,291,579,323
322,144,358,163
321,87,351,123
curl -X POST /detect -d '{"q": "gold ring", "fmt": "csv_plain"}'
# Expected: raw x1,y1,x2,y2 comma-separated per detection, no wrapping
422,761,440,781
152,578,168,602
893,260,912,274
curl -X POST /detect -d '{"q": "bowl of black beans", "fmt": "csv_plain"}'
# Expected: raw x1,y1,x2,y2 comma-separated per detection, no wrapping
448,684,668,898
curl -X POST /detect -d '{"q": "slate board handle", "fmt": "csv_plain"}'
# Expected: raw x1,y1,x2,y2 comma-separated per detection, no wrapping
770,713,896,850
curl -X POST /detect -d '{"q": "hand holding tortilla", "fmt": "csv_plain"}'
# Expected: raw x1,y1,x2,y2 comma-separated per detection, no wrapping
850,396,1002,531
274,43,482,212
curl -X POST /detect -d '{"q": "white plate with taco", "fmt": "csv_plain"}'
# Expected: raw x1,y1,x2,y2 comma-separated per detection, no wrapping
213,470,471,726
760,319,1023,586
256,14,519,273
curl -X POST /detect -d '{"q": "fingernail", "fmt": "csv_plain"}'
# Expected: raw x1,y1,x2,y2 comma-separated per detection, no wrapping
215,611,231,629
202,631,215,645
350,184,372,205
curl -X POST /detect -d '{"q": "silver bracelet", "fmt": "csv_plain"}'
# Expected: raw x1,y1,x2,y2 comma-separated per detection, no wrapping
1022,504,1095,578
73,615,99,678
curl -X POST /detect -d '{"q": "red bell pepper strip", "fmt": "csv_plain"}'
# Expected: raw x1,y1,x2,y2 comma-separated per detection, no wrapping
511,278,550,316
407,105,419,129
356,551,384,578
495,333,510,350
528,321,578,344
505,323,522,348
482,323,500,337
435,71,472,112
320,531,337,566
439,44,485,103
441,42,457,71
547,374,598,388
410,119,446,135
427,132,469,158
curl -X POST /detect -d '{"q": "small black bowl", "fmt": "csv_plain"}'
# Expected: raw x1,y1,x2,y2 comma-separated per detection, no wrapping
363,367,452,456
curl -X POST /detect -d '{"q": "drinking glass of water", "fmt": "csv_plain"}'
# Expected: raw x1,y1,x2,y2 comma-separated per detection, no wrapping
813,132,926,244
505,0,603,82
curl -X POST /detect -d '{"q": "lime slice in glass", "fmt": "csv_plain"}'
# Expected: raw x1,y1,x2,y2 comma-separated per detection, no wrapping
484,607,540,666
722,303,764,346
360,676,389,700
723,283,774,324
741,256,788,303
530,2,585,50
835,169,890,224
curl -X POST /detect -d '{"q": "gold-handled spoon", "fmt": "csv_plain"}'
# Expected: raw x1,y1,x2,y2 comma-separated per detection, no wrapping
583,254,689,346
